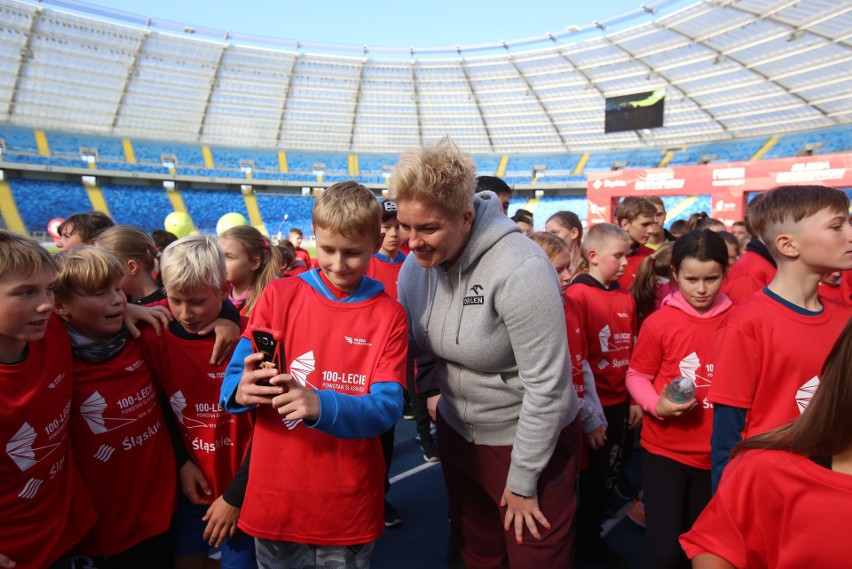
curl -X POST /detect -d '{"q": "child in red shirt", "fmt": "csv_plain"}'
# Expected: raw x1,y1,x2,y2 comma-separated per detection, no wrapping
0,230,96,569
626,230,733,569
220,225,282,316
566,223,640,567
140,234,256,568
709,185,852,489
682,318,852,568
53,246,177,567
221,182,407,568
615,197,657,288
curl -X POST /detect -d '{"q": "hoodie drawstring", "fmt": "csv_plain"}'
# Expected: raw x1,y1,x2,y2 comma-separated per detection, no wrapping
424,269,435,337
456,269,463,344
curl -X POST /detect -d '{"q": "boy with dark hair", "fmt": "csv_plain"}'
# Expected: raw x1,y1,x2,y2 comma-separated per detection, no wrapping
287,227,312,267
366,198,408,526
221,181,407,568
709,185,852,489
476,175,513,216
53,245,177,567
139,235,256,568
669,219,687,239
722,194,777,304
0,230,96,569
615,197,657,288
57,211,114,249
566,223,640,568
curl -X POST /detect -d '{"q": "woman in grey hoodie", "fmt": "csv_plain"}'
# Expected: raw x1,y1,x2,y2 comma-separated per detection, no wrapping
392,137,581,568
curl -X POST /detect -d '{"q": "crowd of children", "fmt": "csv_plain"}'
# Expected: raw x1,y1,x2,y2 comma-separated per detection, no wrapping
2,169,852,569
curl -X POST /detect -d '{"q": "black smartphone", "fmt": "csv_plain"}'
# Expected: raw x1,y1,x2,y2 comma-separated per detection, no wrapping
251,327,284,387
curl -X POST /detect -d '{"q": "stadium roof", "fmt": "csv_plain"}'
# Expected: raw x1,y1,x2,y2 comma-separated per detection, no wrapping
0,0,849,154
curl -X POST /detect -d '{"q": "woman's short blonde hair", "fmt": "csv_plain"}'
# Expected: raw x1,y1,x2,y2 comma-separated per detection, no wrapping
54,245,125,301
160,234,226,294
389,136,476,216
313,181,381,240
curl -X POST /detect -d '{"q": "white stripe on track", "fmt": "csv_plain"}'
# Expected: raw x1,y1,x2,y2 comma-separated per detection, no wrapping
389,461,438,484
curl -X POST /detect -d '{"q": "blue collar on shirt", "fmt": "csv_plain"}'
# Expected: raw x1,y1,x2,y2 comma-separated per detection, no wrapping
298,268,385,303
373,251,406,264
762,287,823,316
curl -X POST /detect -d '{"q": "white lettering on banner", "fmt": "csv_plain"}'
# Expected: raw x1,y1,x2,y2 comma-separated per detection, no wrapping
776,162,846,184
635,171,686,191
712,167,746,187
603,179,627,188
715,200,737,212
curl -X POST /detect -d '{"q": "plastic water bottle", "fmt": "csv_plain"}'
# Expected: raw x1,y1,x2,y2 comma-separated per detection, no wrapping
667,376,696,404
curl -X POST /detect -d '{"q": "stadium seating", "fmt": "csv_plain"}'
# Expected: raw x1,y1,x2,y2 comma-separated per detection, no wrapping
254,194,315,238
181,188,250,234
99,184,174,232
7,178,92,234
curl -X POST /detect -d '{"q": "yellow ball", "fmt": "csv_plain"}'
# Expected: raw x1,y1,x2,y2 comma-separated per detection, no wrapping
164,211,193,238
217,212,249,235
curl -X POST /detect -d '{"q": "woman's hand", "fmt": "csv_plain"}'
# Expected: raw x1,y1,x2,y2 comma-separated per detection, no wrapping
426,394,441,422
123,303,172,337
235,352,285,406
500,488,550,544
656,388,696,419
202,495,240,547
271,374,320,422
197,318,240,365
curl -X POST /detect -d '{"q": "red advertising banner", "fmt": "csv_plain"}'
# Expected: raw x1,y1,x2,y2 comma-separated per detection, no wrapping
586,153,852,228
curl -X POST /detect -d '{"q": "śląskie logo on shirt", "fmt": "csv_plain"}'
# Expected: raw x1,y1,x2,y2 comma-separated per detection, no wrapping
344,336,372,347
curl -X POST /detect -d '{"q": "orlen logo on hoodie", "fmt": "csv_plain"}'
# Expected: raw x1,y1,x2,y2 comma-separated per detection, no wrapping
463,284,484,306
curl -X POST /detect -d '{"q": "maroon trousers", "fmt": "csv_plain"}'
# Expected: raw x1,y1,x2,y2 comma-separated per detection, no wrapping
438,415,581,569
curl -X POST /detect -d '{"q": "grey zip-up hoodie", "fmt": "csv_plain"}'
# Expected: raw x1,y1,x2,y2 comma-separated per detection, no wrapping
398,191,580,496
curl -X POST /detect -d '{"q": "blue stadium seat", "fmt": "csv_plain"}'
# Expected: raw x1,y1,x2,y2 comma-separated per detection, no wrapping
7,178,91,233
181,188,250,234
100,184,175,232
255,194,315,239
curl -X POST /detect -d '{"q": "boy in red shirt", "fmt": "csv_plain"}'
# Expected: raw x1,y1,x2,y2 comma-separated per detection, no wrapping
139,235,256,568
709,184,852,489
288,227,312,267
221,181,408,568
566,223,640,567
615,197,657,288
53,246,177,567
0,230,96,569
721,195,777,304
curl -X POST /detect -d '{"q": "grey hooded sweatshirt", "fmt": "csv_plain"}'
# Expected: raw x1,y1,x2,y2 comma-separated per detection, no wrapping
398,191,580,496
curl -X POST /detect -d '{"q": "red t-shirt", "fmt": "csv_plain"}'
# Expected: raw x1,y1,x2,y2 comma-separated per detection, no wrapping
563,296,587,399
69,338,176,556
294,246,311,267
140,327,253,499
619,244,654,289
680,449,852,568
722,250,776,304
709,290,852,438
0,318,96,569
565,280,635,406
239,277,408,545
629,305,727,469
366,253,405,301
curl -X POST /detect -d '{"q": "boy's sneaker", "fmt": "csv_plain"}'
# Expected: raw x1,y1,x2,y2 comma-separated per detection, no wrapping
402,401,414,420
420,435,440,463
627,499,646,528
384,500,402,528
